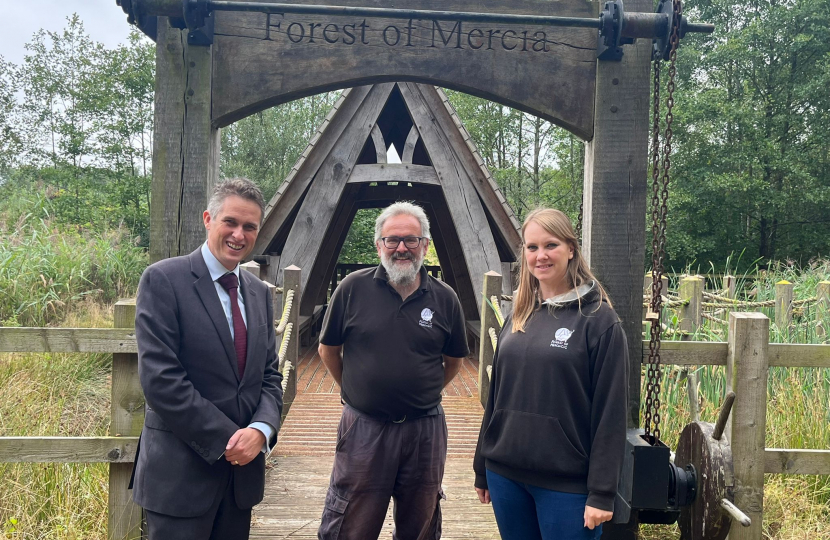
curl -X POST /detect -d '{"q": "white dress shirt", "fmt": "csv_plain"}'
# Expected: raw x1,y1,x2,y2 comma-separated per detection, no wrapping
201,242,275,453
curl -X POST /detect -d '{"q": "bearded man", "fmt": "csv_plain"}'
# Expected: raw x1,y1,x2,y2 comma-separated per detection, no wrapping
317,202,469,540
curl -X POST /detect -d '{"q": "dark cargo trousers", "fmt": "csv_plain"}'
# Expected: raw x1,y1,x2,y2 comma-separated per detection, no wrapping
318,404,448,540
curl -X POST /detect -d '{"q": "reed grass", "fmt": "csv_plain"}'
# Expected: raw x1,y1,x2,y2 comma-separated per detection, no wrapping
0,190,147,327
641,260,830,539
0,304,113,540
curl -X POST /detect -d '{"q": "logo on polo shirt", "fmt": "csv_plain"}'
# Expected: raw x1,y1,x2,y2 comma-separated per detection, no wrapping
419,308,434,328
551,328,573,349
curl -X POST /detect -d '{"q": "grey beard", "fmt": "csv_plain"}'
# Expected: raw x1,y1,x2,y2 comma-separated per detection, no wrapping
381,252,423,287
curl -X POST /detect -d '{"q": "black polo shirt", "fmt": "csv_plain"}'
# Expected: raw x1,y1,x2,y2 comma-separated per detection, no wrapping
320,264,469,418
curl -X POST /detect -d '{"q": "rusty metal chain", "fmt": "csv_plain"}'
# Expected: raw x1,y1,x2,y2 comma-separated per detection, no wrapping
644,0,682,443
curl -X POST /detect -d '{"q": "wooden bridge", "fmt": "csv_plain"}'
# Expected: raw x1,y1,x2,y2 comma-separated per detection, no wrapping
251,344,500,539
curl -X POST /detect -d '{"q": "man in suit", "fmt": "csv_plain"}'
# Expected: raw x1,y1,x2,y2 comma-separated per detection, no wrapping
131,178,283,540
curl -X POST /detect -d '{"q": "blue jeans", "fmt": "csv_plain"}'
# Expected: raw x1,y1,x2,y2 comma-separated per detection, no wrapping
486,469,602,540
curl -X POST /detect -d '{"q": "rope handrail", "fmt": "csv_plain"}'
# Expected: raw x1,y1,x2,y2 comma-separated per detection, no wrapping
793,297,818,306
275,289,295,335
281,359,293,392
702,300,775,308
501,295,513,302
488,327,498,353
486,364,493,380
489,296,505,328
277,322,293,371
642,295,689,308
702,312,727,325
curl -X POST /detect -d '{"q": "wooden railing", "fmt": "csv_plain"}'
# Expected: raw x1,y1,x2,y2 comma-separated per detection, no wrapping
478,271,830,540
0,266,303,540
644,274,829,337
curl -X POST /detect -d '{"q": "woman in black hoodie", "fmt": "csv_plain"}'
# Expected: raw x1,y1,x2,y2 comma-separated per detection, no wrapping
474,208,629,540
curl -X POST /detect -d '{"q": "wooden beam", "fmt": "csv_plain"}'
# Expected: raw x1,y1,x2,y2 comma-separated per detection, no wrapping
478,272,502,408
0,328,138,354
278,84,395,311
582,0,651,442
212,2,597,138
401,124,420,164
110,301,144,540
420,86,522,260
679,276,703,334
582,10,659,534
645,341,728,366
765,449,830,475
644,341,830,368
347,164,440,185
354,182,438,203
768,343,830,367
371,124,388,163
0,437,138,463
727,312,769,540
399,82,502,320
150,22,219,262
253,87,369,256
301,188,361,315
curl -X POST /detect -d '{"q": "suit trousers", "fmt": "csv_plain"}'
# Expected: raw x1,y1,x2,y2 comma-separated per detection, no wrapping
144,467,252,540
318,404,447,540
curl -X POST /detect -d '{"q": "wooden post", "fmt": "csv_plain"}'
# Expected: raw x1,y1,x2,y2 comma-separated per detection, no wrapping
149,22,219,262
723,275,737,298
679,276,703,335
282,266,302,411
240,261,261,280
478,271,502,408
582,0,651,448
817,281,830,339
110,300,144,540
683,368,700,422
775,280,794,331
265,282,279,333
726,312,769,540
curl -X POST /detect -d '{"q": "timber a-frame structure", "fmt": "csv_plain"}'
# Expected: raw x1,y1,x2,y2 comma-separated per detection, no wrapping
252,82,522,324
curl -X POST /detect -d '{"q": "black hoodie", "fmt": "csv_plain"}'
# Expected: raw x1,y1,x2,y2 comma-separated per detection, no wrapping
473,283,629,511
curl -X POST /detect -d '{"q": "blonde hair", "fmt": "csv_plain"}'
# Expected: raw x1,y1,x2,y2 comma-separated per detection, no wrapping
512,208,611,333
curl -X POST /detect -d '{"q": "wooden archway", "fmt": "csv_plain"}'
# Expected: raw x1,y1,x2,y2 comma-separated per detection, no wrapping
250,82,521,323
143,0,651,447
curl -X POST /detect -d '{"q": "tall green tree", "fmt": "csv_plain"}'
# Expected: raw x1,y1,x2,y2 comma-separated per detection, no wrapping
0,57,20,172
667,0,830,267
221,92,340,201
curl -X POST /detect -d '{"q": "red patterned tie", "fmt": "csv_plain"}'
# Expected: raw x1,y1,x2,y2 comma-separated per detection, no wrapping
217,272,247,378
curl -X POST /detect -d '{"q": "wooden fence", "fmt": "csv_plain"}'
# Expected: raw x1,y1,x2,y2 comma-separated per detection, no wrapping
0,266,303,540
644,274,830,338
478,272,830,540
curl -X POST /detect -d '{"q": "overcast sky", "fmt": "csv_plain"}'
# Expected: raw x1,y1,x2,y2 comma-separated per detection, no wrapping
1,0,136,66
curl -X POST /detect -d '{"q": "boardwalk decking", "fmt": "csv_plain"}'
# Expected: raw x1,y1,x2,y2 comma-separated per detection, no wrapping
253,343,499,538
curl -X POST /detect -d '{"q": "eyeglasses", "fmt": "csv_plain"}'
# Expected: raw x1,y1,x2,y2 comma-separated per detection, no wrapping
380,236,426,249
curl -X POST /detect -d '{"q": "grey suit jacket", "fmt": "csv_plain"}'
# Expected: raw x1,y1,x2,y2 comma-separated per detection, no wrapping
131,247,283,518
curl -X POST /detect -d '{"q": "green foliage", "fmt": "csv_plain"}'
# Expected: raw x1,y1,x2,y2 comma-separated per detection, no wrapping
3,17,154,245
221,92,341,201
444,90,583,223
665,0,830,267
0,185,147,326
338,208,381,264
0,317,112,538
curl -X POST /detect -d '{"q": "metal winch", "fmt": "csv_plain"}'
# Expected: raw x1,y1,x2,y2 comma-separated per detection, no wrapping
614,393,751,539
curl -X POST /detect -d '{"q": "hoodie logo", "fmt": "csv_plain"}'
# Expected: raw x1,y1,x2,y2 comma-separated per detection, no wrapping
551,328,573,349
419,308,434,328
